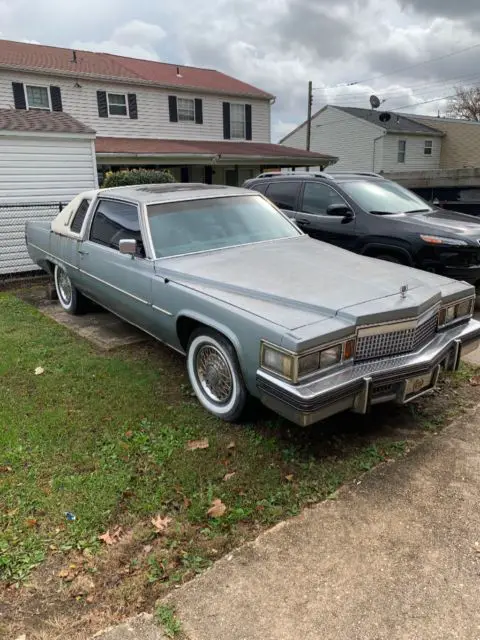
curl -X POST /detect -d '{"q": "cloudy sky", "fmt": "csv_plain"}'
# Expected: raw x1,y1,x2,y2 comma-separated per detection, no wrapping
1,0,480,141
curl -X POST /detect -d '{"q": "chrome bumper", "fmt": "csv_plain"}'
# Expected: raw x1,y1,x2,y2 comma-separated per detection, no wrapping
256,319,480,427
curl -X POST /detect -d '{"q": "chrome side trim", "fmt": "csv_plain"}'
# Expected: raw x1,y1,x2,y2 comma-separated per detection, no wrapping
152,304,173,316
81,270,149,305
28,244,78,271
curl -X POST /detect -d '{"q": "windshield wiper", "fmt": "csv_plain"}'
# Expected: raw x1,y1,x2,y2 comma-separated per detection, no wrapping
404,209,431,213
369,210,398,215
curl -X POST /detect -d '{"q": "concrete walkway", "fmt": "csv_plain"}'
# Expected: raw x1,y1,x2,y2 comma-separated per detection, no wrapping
94,405,480,640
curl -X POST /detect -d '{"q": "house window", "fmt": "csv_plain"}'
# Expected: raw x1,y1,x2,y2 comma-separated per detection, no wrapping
177,98,195,122
26,85,50,110
424,140,433,156
397,140,406,163
230,103,246,139
107,93,128,116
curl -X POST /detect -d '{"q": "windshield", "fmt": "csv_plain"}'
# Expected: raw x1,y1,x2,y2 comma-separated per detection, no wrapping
147,194,301,258
341,179,433,215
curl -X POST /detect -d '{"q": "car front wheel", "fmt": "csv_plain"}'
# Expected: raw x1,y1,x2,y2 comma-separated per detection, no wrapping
54,264,85,315
186,328,248,422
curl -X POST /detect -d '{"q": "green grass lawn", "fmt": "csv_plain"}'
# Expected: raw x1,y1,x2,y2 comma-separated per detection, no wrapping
0,292,473,637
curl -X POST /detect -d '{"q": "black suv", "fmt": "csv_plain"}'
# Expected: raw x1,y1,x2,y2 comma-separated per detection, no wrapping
243,171,480,295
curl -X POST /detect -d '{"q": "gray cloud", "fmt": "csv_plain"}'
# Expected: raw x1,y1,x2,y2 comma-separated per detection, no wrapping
2,0,480,140
400,0,480,19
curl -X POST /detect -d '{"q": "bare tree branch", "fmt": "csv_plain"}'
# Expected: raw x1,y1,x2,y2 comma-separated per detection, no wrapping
447,86,480,121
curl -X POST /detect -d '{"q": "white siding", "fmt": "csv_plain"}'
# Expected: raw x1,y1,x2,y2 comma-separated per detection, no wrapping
0,71,271,143
381,134,441,172
0,134,97,274
280,106,385,172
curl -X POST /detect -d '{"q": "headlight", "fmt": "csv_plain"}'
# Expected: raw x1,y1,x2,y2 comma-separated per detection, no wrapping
261,338,355,382
261,345,295,379
438,297,474,327
420,234,468,247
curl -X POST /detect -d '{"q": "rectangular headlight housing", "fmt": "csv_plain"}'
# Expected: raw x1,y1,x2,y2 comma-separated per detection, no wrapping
438,297,474,328
261,338,355,383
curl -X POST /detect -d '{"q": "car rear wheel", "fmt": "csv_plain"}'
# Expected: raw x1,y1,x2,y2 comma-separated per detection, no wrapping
186,328,248,422
54,264,85,315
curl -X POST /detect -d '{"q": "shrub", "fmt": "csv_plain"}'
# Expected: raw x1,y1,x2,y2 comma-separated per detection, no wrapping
102,168,176,188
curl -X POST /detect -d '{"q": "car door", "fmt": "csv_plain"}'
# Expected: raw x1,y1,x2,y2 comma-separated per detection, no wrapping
295,181,357,249
76,198,156,331
263,181,301,219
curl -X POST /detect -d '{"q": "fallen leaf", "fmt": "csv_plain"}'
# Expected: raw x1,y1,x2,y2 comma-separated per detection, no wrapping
125,430,133,438
34,366,45,375
223,472,236,481
183,497,192,509
470,376,480,386
0,466,12,473
207,498,227,518
143,544,153,554
227,441,236,449
285,474,294,482
86,595,95,604
186,438,209,451
151,514,172,534
25,518,38,528
15,635,26,640
68,575,95,597
98,526,122,545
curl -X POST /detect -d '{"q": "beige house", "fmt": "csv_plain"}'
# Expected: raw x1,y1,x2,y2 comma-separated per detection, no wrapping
407,114,480,169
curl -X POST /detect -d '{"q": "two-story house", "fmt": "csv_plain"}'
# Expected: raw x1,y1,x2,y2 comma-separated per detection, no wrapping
0,39,336,188
279,105,445,173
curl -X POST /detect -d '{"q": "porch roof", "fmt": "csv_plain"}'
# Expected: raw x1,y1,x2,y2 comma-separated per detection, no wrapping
95,137,337,166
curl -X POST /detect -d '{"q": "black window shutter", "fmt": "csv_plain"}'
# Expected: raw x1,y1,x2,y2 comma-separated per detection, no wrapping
168,96,178,122
97,91,108,118
194,98,203,125
245,104,252,140
12,82,26,110
223,102,231,139
128,93,138,119
50,86,63,112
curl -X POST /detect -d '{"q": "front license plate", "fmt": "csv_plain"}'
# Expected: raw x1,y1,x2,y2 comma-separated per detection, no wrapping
404,371,433,397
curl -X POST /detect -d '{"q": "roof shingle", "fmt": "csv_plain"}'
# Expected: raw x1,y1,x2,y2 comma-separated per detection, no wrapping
95,137,336,162
333,106,443,134
0,39,274,100
0,108,95,135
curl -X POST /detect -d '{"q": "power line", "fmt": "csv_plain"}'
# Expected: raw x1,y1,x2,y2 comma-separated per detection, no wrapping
312,41,480,92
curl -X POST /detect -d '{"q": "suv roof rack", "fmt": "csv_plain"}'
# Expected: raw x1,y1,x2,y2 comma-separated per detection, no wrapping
253,171,333,180
250,170,385,182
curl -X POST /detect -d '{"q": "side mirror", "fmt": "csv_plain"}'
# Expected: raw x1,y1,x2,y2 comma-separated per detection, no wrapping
119,238,137,256
326,204,354,218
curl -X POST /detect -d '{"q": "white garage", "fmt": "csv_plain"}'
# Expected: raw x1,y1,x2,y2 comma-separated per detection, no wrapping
0,109,97,274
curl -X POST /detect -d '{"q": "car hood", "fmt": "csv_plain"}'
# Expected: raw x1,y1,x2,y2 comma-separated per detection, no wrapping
390,207,480,238
155,236,468,334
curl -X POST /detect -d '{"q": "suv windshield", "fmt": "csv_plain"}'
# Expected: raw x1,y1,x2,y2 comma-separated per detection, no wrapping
340,179,433,215
147,194,301,258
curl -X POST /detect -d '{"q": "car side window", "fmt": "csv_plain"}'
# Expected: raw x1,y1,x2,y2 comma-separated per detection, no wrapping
70,199,90,233
264,181,300,211
250,182,268,195
89,199,145,257
302,182,346,215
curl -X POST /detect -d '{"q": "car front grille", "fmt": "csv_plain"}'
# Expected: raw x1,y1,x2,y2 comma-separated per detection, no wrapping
355,312,438,362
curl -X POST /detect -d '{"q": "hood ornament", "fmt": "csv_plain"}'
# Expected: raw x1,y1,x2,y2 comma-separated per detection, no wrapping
400,284,408,299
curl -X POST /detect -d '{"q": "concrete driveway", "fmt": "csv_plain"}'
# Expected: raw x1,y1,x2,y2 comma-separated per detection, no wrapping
96,404,480,640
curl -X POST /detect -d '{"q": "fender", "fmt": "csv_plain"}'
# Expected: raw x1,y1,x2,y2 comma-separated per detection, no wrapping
360,242,414,266
176,309,244,363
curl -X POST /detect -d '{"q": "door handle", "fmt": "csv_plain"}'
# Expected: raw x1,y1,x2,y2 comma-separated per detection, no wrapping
78,249,89,255
297,219,311,226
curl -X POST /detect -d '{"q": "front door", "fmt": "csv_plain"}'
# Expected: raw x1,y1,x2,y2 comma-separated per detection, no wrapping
295,181,357,249
76,198,156,331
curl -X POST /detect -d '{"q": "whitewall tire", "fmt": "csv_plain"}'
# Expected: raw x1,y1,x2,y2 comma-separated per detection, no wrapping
186,328,248,422
54,264,84,315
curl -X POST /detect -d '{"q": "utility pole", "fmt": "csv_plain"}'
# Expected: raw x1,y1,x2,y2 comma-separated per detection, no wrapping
306,80,313,171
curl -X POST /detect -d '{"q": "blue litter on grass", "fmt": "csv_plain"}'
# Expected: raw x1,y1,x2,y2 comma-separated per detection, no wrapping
65,512,76,521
